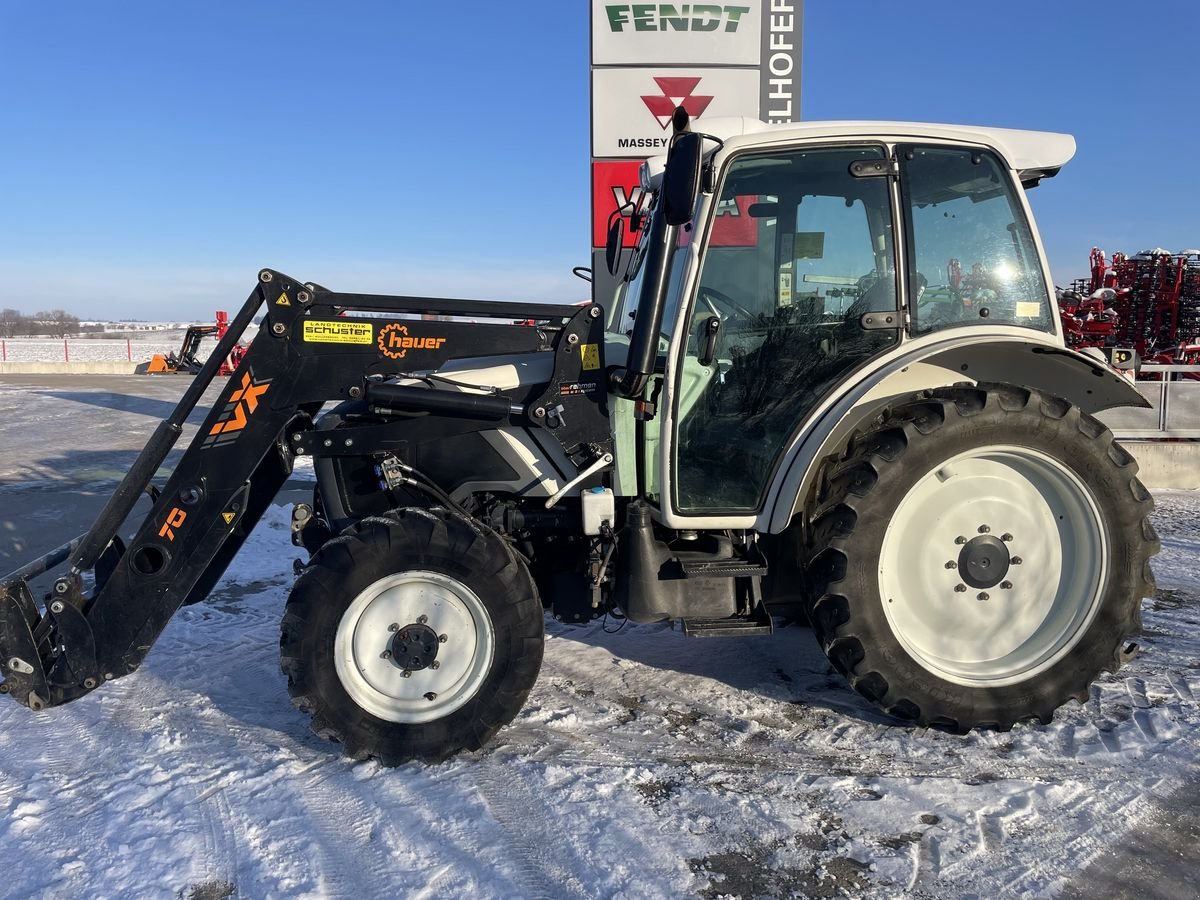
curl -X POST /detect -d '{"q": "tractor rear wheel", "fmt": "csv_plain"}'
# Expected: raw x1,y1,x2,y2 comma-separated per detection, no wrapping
804,384,1158,731
281,507,543,764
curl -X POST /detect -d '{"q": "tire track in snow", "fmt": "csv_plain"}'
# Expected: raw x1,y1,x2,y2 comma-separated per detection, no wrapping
469,758,593,900
1168,672,1196,703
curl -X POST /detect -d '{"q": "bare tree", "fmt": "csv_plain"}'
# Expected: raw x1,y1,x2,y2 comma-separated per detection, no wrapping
0,308,19,339
35,310,80,339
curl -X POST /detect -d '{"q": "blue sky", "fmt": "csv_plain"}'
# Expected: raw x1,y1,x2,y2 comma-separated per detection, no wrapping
0,1,1196,319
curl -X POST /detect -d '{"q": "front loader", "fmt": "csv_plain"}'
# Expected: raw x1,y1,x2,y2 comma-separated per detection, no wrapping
1,114,1159,764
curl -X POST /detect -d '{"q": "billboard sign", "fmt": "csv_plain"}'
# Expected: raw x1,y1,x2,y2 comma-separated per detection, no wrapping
591,3,762,65
590,1,802,300
591,160,645,248
591,68,761,158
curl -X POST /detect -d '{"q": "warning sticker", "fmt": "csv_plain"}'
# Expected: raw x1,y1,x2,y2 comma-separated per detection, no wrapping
303,320,373,344
580,343,601,371
1015,301,1042,318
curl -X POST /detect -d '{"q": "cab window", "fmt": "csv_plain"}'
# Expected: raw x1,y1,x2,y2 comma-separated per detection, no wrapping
901,145,1052,335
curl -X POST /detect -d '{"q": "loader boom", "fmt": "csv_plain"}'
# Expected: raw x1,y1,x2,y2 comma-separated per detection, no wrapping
0,269,609,711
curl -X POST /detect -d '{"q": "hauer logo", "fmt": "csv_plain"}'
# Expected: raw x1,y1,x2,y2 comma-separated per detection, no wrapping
378,323,448,360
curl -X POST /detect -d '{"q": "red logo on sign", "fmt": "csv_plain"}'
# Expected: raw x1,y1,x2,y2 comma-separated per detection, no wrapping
641,77,714,129
592,161,645,249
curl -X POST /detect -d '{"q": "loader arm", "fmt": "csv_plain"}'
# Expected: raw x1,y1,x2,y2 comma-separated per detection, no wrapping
0,269,610,711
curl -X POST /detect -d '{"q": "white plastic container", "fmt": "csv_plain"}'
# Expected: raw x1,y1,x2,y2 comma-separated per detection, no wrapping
580,486,615,535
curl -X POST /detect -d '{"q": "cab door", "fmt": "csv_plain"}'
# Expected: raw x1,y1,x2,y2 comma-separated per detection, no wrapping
668,144,902,516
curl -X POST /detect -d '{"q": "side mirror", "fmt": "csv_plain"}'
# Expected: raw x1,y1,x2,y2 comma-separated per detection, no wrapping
662,132,702,226
605,212,625,276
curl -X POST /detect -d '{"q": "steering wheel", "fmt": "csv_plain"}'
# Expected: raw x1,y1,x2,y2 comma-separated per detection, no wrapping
698,285,757,329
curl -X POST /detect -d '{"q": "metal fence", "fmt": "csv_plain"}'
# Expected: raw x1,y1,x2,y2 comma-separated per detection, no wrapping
1098,366,1200,440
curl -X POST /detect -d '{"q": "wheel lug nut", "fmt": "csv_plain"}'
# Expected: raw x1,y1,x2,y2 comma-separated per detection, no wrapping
380,649,391,660
401,670,412,678
1001,533,1013,543
430,660,441,670
945,561,957,569
1001,581,1013,590
439,634,448,643
424,692,437,701
977,592,989,601
417,615,428,625
955,536,967,545
978,525,990,534
1011,556,1022,565
388,623,399,632
954,584,966,593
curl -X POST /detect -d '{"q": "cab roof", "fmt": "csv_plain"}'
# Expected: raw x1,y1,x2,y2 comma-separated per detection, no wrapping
647,119,1076,186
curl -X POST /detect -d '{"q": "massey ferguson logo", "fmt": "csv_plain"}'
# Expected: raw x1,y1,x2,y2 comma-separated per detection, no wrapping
641,76,713,129
378,323,448,360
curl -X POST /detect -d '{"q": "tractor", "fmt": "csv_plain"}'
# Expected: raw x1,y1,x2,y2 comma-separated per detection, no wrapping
0,115,1157,764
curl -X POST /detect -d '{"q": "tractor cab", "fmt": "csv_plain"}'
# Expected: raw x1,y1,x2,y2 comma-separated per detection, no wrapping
609,121,1076,527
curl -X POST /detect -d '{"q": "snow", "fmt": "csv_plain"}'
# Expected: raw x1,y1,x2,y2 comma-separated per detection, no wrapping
0,486,1197,896
0,338,217,364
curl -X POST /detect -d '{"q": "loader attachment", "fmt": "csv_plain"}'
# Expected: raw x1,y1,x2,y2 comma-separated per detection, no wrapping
0,269,610,710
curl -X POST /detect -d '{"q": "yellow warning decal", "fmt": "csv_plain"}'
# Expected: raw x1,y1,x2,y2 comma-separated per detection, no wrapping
276,292,292,306
222,511,236,525
580,343,600,371
303,320,374,344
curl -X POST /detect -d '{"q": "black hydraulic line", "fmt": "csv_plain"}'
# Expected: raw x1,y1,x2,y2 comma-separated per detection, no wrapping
367,382,517,421
0,536,84,590
67,285,263,575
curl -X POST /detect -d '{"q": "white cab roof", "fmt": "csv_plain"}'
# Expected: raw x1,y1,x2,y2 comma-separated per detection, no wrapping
647,118,1076,182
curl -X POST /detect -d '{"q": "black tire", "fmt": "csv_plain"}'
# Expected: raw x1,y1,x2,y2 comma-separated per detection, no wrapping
281,507,543,764
804,383,1159,732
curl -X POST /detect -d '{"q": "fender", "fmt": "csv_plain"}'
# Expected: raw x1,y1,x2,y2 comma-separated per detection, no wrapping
764,332,1149,534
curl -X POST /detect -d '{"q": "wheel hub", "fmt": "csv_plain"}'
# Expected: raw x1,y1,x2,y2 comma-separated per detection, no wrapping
334,570,495,724
957,534,1010,589
390,622,440,672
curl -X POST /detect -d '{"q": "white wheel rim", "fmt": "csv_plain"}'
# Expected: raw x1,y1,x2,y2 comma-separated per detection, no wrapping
879,446,1108,688
334,571,495,724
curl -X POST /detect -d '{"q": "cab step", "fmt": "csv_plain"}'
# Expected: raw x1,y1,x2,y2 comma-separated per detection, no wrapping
681,608,774,638
679,559,769,579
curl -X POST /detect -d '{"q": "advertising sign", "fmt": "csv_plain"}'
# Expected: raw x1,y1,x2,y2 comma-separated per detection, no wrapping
590,1,802,300
591,3,762,65
592,68,762,158
592,160,646,249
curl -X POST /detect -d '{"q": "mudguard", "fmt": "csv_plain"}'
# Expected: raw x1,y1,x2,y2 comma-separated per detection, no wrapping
766,334,1149,534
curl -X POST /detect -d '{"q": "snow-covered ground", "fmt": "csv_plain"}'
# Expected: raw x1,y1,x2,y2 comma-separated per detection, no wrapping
0,338,217,364
0,490,1197,898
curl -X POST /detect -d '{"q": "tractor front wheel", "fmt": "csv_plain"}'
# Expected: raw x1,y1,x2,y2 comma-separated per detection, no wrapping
281,507,543,764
